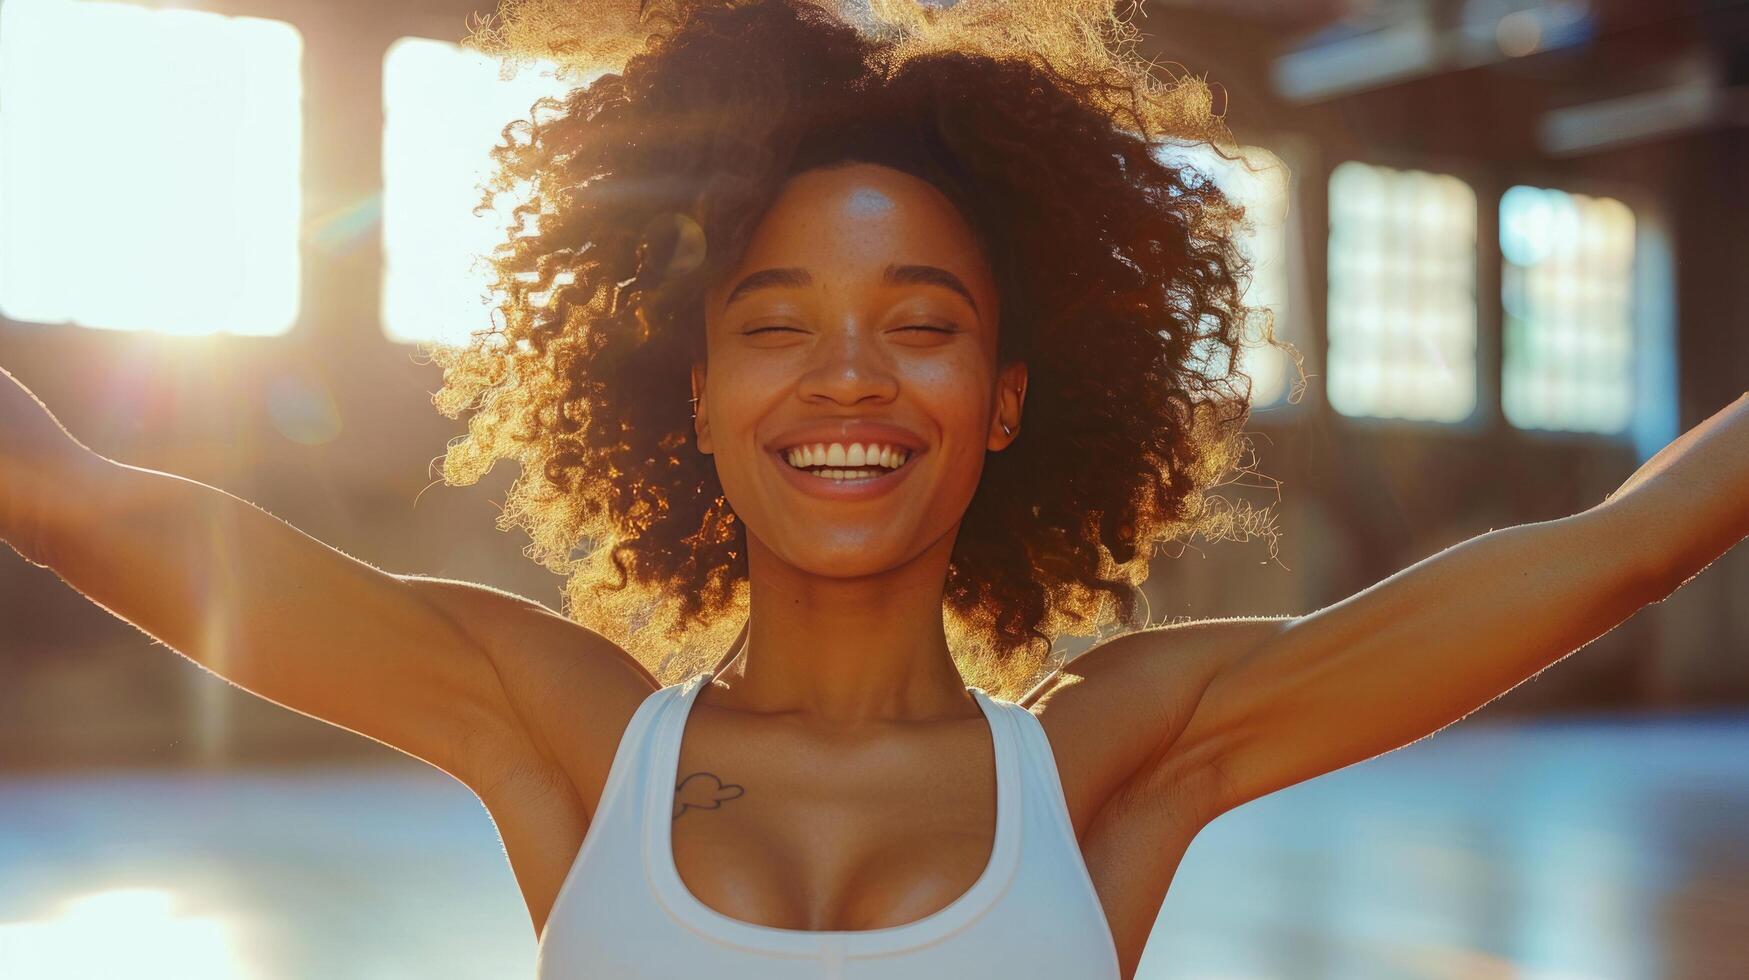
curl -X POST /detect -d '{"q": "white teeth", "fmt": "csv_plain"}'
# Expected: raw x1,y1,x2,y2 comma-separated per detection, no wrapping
782,441,912,472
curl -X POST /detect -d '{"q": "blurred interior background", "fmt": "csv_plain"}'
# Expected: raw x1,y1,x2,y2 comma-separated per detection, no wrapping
1,0,1746,976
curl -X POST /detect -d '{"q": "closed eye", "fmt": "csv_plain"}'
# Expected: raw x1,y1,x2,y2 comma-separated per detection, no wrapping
744,325,956,334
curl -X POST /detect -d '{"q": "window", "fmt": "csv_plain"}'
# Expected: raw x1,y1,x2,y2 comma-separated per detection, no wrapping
0,0,303,336
1499,185,1636,434
1326,161,1478,422
380,37,579,347
1154,143,1297,407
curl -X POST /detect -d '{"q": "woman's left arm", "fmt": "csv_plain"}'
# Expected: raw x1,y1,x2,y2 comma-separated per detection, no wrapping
1164,391,1749,815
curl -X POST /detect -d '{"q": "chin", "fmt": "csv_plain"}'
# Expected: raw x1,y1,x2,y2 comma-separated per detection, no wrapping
776,541,918,580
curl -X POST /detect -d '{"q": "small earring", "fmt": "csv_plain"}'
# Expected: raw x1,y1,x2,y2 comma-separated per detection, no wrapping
1002,422,1013,436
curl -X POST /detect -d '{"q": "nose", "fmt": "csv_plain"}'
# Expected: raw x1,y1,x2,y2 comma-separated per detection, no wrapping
795,322,899,406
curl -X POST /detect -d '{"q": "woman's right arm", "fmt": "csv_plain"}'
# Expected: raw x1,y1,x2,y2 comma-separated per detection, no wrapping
0,365,646,787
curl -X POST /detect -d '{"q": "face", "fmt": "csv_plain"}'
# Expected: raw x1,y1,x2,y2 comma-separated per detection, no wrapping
691,161,1027,579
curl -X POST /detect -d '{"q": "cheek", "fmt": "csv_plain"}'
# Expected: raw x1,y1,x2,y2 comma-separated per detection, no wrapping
705,351,788,415
707,344,994,442
905,353,995,420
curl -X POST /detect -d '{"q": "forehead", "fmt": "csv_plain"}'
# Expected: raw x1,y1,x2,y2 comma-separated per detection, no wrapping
709,162,995,304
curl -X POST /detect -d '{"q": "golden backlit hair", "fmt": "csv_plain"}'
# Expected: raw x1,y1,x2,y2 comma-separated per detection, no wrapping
462,0,1228,143
427,0,1286,699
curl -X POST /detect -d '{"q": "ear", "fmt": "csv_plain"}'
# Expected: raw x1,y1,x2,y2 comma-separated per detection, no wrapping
690,361,713,455
988,360,1027,450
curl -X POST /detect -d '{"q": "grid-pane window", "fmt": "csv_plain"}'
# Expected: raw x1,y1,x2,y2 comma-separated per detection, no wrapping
381,38,578,347
1327,162,1478,422
0,0,302,335
1154,143,1295,407
1500,185,1636,434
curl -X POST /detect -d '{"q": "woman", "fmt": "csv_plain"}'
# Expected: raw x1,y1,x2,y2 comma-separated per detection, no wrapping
1,1,1745,977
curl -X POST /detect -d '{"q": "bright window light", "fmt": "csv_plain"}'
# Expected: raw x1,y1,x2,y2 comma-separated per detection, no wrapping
381,38,582,347
1500,185,1636,434
0,887,257,979
0,0,302,336
1155,143,1297,407
1327,161,1478,422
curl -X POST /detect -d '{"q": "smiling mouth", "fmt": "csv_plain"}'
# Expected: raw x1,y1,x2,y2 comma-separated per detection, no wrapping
771,448,920,482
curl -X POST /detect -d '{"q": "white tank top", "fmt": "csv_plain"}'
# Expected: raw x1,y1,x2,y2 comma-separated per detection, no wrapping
535,669,1121,979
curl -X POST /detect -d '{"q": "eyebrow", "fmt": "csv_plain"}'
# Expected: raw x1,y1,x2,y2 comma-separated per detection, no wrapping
721,263,980,316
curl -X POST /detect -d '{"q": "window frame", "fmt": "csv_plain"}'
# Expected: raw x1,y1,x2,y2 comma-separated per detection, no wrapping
1490,168,1673,453
1319,150,1494,436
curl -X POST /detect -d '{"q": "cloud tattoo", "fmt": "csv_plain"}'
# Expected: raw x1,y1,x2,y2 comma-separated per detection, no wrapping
674,771,746,819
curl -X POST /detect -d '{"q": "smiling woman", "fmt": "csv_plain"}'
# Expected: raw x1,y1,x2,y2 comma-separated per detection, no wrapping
427,0,1286,697
3,2,1743,979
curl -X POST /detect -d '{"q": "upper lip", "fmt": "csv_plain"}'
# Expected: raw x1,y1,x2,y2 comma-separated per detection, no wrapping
767,420,928,454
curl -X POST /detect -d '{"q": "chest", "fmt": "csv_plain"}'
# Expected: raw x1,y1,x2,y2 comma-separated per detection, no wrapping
666,710,1003,932
485,702,1204,980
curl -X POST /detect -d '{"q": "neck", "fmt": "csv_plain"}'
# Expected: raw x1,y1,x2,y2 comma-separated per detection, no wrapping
704,529,978,727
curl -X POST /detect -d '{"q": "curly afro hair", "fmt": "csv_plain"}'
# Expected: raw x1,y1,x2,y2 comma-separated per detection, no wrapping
426,0,1288,699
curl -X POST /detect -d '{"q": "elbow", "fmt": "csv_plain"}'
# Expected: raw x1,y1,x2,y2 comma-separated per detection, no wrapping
1621,528,1715,608
1636,513,1747,603
1630,559,1683,609
1578,502,1712,609
1636,548,1717,606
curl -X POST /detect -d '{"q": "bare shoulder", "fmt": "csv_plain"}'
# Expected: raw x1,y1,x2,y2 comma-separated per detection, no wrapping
1016,617,1287,834
395,575,661,813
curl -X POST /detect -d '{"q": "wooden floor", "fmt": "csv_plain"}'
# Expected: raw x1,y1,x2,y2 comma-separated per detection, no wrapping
1,714,1745,979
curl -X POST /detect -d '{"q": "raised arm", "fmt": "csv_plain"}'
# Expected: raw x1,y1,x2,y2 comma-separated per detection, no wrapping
0,364,648,787
1039,392,1749,823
